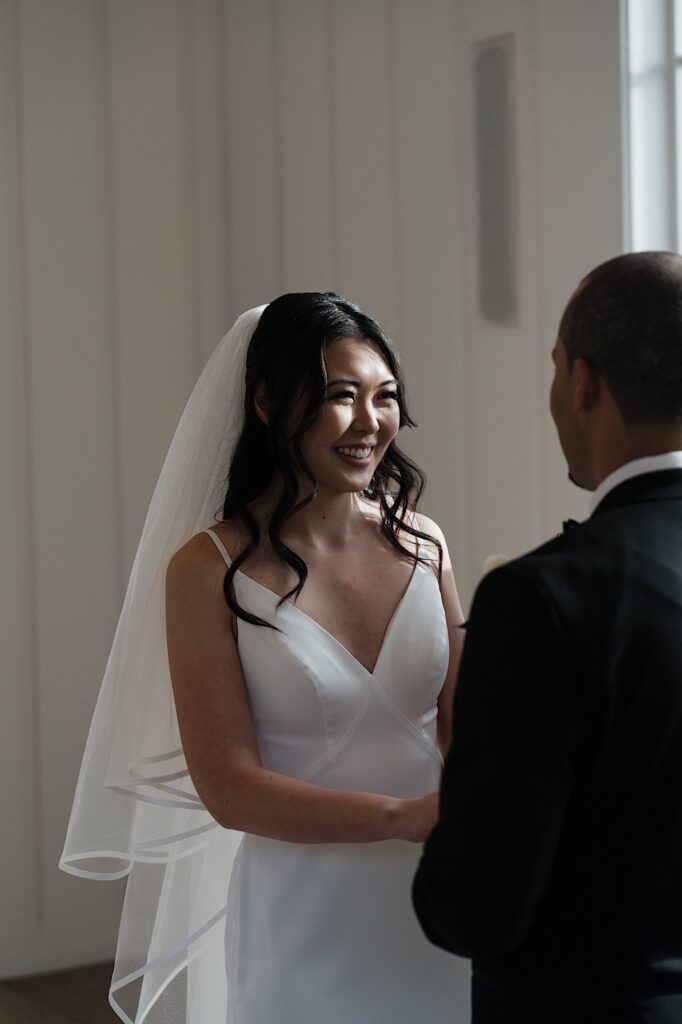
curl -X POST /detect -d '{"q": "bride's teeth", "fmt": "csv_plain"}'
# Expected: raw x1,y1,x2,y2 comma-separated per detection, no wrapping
338,446,371,458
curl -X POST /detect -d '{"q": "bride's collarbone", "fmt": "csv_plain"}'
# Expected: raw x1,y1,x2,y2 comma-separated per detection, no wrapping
244,560,412,601
297,547,415,594
211,521,419,612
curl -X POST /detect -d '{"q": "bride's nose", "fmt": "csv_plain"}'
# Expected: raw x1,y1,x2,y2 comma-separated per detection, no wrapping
352,399,380,435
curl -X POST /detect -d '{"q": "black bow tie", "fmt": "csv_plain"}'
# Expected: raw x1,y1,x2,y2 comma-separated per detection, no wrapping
562,518,581,534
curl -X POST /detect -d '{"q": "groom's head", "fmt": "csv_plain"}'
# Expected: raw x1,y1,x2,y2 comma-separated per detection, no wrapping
550,251,682,490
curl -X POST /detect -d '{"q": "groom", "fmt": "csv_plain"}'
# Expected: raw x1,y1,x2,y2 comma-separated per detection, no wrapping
413,251,682,1023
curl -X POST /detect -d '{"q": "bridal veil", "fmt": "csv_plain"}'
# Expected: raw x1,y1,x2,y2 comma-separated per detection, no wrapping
60,306,265,1024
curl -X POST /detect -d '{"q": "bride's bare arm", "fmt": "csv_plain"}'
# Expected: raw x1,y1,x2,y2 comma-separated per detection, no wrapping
414,514,465,755
165,534,434,845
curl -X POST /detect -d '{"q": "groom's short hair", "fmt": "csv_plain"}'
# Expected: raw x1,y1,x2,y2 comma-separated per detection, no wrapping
559,251,682,426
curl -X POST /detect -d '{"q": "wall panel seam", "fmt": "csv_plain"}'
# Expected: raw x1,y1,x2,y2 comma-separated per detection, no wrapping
449,0,474,598
326,0,340,287
14,0,45,925
178,0,204,382
528,0,552,539
461,5,477,600
217,0,231,333
385,0,403,333
102,1,125,606
271,0,284,294
181,0,202,381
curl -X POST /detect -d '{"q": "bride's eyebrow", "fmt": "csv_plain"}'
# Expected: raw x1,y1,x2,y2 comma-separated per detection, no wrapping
326,377,398,388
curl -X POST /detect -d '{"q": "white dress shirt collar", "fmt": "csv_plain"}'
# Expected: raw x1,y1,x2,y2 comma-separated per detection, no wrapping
589,451,682,514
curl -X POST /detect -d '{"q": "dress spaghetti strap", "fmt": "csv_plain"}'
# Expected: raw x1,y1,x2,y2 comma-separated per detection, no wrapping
202,528,232,568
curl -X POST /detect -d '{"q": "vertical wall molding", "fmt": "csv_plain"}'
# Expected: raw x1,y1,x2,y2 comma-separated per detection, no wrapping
16,0,45,926
100,0,126,606
0,0,45,931
17,1,46,928
330,0,397,326
189,0,230,363
223,0,279,318
389,0,470,592
385,0,404,334
178,0,203,382
325,0,341,286
527,4,552,538
534,0,625,534
270,0,285,294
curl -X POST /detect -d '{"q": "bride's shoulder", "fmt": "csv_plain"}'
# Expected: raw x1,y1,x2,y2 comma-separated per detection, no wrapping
358,496,446,556
359,498,443,562
168,520,247,578
412,511,443,538
411,512,449,566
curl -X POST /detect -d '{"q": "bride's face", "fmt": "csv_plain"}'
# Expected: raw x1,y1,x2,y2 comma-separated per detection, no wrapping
299,337,401,496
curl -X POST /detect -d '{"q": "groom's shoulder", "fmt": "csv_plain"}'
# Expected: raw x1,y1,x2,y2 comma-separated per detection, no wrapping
510,516,596,571
475,485,680,609
530,513,617,568
481,515,619,608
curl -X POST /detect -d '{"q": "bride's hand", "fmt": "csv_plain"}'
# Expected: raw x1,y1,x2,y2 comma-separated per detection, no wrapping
392,792,440,843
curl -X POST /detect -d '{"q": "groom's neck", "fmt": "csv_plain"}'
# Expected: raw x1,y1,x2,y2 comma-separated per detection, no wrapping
590,424,682,489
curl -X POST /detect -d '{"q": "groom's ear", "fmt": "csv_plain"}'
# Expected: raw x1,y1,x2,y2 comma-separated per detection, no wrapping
570,357,599,414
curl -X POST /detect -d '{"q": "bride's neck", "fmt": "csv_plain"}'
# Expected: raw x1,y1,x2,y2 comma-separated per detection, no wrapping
251,479,369,550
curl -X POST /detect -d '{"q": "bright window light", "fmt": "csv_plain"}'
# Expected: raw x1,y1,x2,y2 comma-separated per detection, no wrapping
626,0,678,250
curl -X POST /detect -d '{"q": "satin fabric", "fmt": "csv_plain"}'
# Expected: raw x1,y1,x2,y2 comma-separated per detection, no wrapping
205,529,471,1024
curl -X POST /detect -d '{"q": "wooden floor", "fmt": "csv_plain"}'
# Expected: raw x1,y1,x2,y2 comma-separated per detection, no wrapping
0,964,118,1024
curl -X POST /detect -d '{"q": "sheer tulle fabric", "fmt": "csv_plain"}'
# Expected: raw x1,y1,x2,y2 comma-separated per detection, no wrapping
60,308,265,1024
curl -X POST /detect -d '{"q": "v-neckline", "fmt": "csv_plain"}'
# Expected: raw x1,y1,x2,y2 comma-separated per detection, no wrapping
234,560,421,677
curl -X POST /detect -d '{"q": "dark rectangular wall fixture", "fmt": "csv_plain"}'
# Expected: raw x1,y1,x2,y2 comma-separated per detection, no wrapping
474,35,518,325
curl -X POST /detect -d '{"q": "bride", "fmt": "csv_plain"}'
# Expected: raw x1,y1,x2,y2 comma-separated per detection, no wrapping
61,292,471,1023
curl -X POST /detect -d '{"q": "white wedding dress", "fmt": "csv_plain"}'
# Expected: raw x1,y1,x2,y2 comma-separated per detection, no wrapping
204,529,471,1024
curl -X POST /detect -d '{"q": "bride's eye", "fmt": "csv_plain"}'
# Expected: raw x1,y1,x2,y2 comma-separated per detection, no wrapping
379,390,399,402
330,390,356,403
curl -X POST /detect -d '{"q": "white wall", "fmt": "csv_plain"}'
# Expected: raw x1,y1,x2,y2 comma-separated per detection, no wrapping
1,0,625,977
427,0,626,592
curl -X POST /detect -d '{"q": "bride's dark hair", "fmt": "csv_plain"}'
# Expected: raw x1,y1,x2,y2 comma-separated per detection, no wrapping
219,291,442,627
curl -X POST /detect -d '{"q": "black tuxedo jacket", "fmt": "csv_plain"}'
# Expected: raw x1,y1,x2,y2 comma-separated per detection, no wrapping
413,470,682,1023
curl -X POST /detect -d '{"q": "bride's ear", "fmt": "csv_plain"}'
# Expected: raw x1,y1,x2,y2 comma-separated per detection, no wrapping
254,380,270,425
